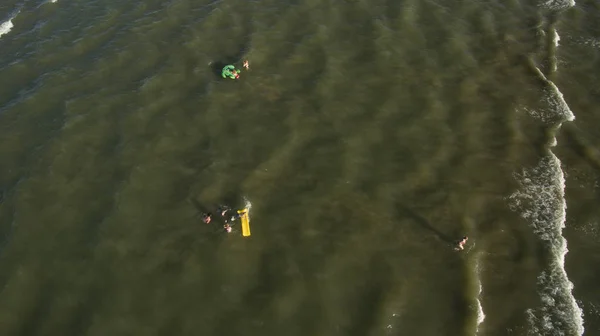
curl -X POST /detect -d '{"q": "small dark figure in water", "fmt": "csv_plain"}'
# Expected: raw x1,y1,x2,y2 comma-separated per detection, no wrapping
217,205,231,217
202,213,212,224
217,205,232,225
229,212,243,222
455,236,468,251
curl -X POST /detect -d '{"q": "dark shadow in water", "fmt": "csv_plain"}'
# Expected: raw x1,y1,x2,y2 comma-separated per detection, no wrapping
397,204,455,245
15,282,54,336
188,197,212,218
209,44,248,79
348,254,392,336
562,123,600,171
209,61,229,79
209,60,245,80
188,197,243,235
65,286,103,336
188,198,224,235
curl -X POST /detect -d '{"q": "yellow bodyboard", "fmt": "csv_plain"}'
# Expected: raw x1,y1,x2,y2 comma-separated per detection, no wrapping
238,209,250,237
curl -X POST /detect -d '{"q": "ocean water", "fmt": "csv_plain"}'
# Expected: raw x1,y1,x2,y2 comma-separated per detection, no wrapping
0,0,598,335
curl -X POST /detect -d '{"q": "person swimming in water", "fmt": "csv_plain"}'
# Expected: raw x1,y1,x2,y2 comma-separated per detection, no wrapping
229,213,241,222
217,205,230,217
455,236,468,251
243,60,249,70
224,223,232,233
217,205,234,225
202,213,212,224
228,209,247,222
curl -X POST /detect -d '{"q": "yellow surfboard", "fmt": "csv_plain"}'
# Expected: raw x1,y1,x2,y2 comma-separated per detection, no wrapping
238,209,250,237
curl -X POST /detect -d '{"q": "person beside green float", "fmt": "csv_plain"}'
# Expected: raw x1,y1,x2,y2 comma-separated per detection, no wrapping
221,60,249,80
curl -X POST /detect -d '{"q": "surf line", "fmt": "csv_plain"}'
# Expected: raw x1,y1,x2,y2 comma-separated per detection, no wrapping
510,153,584,336
462,214,485,334
509,26,584,336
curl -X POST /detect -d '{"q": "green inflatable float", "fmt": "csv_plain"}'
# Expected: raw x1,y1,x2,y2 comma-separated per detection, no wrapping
222,64,240,79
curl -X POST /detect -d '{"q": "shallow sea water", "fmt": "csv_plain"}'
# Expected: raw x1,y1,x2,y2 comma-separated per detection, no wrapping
0,0,599,335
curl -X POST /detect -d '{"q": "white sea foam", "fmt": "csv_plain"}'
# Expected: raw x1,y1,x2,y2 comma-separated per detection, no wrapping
580,38,600,49
474,257,486,333
476,284,485,325
546,81,574,122
0,7,22,39
513,13,584,332
0,18,14,38
243,198,252,213
550,30,560,73
508,154,584,336
586,302,599,319
381,293,405,334
523,67,575,126
563,35,600,49
542,0,575,10
575,221,599,238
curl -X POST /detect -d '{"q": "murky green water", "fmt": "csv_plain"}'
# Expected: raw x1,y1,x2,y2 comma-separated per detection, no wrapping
1,0,599,335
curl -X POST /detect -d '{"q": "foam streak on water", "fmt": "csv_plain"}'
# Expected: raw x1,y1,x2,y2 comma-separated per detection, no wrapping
509,98,584,335
509,5,583,330
508,155,584,335
243,198,252,213
543,0,576,10
545,82,575,123
474,255,486,333
0,18,14,38
509,154,584,336
531,66,575,123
